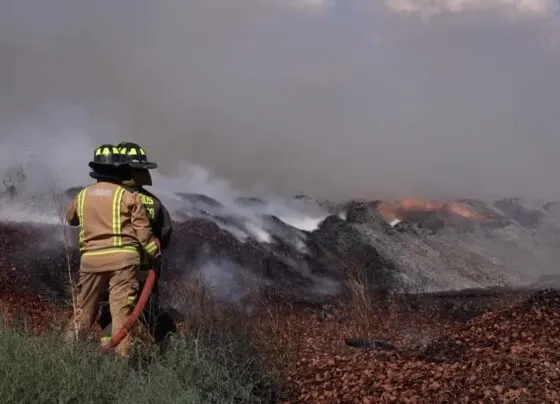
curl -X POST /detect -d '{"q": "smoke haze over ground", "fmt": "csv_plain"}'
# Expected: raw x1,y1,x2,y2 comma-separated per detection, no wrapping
1,0,560,201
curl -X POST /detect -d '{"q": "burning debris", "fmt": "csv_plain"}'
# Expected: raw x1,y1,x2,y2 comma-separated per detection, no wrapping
376,198,496,228
2,186,560,305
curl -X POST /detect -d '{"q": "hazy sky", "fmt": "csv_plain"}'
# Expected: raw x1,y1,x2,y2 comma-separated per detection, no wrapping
1,0,560,201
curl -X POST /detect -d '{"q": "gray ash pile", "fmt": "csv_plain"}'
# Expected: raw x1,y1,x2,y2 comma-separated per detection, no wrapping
1,186,560,310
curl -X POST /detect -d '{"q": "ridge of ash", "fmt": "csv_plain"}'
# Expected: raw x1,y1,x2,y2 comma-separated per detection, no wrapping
1,185,560,307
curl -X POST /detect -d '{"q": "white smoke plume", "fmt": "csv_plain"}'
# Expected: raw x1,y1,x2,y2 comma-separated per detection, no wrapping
190,259,271,305
1,0,560,203
386,0,557,16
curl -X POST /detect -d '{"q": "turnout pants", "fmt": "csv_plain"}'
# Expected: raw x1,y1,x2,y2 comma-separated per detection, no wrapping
98,266,177,347
66,263,139,357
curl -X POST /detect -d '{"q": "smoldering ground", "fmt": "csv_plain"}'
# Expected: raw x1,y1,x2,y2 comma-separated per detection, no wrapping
1,0,560,202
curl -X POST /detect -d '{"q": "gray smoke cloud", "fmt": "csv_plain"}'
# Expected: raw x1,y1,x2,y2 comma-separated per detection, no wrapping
1,0,560,201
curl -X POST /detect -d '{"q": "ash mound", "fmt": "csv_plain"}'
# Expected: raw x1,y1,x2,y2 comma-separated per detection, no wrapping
1,171,560,307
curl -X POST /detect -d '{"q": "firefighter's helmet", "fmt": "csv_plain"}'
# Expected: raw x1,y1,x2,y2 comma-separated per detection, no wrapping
117,142,157,170
88,144,124,169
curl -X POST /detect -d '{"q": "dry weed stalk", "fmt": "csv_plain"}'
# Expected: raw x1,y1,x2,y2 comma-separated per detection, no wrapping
335,252,412,341
346,262,416,340
339,256,378,339
166,276,236,342
251,292,305,380
166,276,303,383
58,197,79,340
348,270,376,338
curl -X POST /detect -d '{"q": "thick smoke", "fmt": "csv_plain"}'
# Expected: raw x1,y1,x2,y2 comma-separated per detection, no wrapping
1,0,560,201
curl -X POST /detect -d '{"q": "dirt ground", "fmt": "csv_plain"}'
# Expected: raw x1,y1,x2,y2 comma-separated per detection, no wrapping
266,291,560,403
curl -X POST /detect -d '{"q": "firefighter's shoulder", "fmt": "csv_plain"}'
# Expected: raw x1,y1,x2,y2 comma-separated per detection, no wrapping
124,188,152,210
137,187,159,206
121,186,142,200
69,183,94,200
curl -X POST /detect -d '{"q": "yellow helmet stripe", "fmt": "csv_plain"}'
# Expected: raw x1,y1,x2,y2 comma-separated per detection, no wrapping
117,146,147,156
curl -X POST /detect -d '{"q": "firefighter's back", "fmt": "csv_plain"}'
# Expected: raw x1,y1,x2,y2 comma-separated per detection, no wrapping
77,181,141,272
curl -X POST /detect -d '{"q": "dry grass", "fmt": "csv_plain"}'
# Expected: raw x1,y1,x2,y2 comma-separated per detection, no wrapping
336,254,427,346
346,264,377,339
251,300,307,381
164,276,310,398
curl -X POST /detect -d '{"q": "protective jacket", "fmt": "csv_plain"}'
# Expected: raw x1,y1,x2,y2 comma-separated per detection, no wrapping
65,181,161,272
119,181,172,268
130,186,172,250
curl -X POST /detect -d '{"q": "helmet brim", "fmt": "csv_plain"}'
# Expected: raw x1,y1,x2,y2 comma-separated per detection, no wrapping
88,161,124,169
89,171,123,181
128,161,158,170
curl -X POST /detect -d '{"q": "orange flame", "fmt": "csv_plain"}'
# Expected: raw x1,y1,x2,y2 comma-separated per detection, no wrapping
445,202,492,221
376,198,492,224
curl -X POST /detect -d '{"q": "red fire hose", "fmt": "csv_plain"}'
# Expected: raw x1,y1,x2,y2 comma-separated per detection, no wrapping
101,268,157,352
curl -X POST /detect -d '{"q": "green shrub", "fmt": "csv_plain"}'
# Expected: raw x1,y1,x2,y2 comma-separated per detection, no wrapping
0,324,264,404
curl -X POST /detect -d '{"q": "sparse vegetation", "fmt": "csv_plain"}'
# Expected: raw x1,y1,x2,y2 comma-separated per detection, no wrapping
2,270,560,403
0,277,298,404
5,244,557,403
0,320,266,404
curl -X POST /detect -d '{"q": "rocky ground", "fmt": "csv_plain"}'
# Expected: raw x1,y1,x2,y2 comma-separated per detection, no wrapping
1,189,560,402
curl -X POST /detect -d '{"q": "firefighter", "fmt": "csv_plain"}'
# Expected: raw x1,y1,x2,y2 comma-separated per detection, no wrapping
98,142,176,348
65,144,161,357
